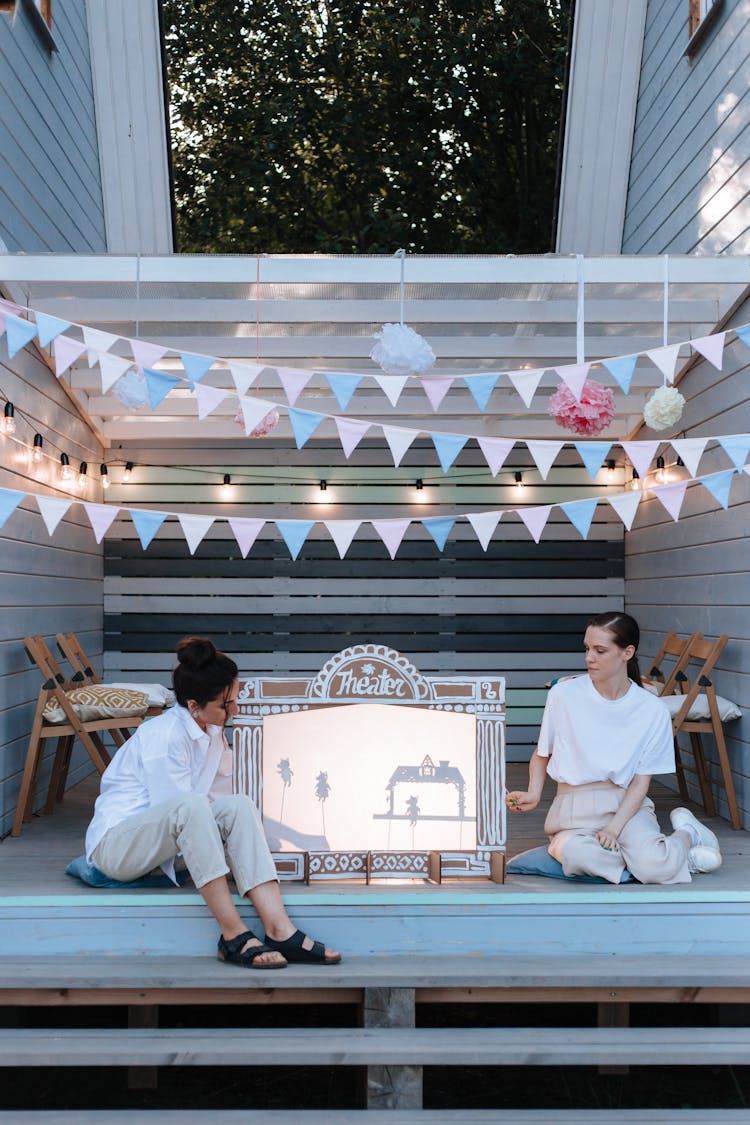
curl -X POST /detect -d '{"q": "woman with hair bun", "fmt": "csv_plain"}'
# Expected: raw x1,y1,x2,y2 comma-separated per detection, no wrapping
85,637,340,968
506,612,722,884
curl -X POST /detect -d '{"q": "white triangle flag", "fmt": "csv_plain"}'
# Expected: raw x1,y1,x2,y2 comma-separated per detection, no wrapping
228,517,264,558
325,519,362,558
83,327,119,367
421,376,454,411
477,437,514,478
194,382,229,420
622,441,660,480
240,397,276,436
466,510,502,551
652,480,688,522
36,494,71,535
178,513,215,555
371,518,411,559
555,362,590,403
372,373,409,407
647,344,681,384
99,351,133,393
517,505,552,543
229,362,264,395
382,425,420,467
526,440,563,480
671,437,708,479
691,332,725,371
277,367,313,406
507,368,544,408
335,417,371,458
83,502,119,543
607,490,641,531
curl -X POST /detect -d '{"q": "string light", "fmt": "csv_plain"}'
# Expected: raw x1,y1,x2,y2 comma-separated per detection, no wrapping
32,433,43,462
123,461,134,482
222,473,231,492
319,479,327,492
415,478,424,491
606,459,616,482
2,402,15,434
629,468,641,491
59,452,72,481
514,471,524,489
100,463,109,490
77,461,87,489
654,455,666,484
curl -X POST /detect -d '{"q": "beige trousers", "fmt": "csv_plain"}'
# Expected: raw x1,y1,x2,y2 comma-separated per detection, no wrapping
544,780,691,885
92,793,278,896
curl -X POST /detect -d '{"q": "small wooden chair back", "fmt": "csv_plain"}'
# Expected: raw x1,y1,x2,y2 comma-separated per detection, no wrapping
648,631,697,697
56,631,101,685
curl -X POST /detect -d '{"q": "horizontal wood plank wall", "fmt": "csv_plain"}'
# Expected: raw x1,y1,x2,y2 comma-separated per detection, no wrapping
622,0,750,254
0,345,103,837
625,318,750,827
0,0,106,253
102,444,625,761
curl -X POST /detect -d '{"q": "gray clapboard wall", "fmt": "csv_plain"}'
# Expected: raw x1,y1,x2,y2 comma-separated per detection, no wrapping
101,444,626,762
0,345,103,837
622,0,750,254
625,318,750,827
0,0,106,252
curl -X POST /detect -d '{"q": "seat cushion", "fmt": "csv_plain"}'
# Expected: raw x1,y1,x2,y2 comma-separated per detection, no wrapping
642,682,741,721
43,685,149,725
506,845,635,883
107,682,175,707
65,855,190,888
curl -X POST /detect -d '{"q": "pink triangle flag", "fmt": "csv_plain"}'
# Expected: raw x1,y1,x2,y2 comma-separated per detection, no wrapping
622,441,660,480
229,362,264,395
507,368,544,408
194,382,229,420
240,397,276,435
691,332,725,371
420,377,454,411
555,362,590,402
131,340,168,372
607,490,641,531
325,519,362,558
178,513,215,555
54,335,87,378
335,417,371,458
647,344,681,384
670,437,707,479
228,517,264,558
526,440,563,480
477,437,515,477
371,518,412,559
382,425,420,467
466,510,502,551
372,373,408,407
83,327,119,367
99,352,133,393
652,479,688,521
83,502,119,543
517,505,552,543
36,494,71,535
277,367,313,406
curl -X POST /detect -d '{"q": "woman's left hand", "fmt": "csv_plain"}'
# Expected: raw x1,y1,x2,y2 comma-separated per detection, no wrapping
595,828,621,852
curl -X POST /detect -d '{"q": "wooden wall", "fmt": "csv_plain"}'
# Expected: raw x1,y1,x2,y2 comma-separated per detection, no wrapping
0,0,106,252
102,444,625,763
625,314,750,826
0,345,103,837
622,0,750,254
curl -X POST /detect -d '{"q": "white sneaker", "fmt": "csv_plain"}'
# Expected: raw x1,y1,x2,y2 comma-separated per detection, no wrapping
670,807,722,873
687,844,722,874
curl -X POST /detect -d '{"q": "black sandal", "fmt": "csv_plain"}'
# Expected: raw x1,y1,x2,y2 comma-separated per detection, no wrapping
264,929,342,965
217,929,287,969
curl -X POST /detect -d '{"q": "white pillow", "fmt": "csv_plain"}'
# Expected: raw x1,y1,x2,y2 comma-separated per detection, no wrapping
107,682,175,707
658,691,741,723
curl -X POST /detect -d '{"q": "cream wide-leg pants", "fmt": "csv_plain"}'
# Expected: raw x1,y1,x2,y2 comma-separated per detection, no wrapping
544,780,691,885
92,793,278,896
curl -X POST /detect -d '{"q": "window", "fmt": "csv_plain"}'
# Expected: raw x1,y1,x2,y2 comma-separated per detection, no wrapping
687,0,724,55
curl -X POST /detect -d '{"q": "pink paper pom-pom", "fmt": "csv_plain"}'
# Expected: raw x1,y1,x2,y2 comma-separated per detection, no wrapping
548,379,616,437
233,405,280,437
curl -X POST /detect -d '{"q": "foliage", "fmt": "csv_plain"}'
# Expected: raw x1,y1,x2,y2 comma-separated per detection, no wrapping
163,0,570,254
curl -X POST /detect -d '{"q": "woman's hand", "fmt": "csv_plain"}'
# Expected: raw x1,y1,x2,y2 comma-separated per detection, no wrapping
595,825,621,852
506,790,540,813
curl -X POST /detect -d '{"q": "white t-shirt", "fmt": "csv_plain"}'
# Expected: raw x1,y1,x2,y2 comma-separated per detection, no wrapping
537,674,675,787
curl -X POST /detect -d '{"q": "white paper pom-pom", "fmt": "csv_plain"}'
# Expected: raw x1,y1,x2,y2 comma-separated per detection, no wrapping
113,370,149,409
643,385,685,430
370,322,436,376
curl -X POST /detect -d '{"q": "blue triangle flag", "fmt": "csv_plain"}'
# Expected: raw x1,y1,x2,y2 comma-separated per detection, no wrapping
602,354,637,394
325,373,361,412
144,367,182,410
422,516,455,551
5,314,38,359
464,374,499,412
129,509,167,549
561,498,598,539
734,325,750,350
700,469,735,510
0,487,24,528
574,442,611,480
180,352,214,384
431,432,469,473
288,407,324,449
35,313,72,349
718,434,750,471
276,519,314,560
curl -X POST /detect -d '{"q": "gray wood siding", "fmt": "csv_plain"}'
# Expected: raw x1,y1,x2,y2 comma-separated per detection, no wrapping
625,312,750,826
0,344,103,837
101,446,625,763
0,0,106,252
622,0,750,254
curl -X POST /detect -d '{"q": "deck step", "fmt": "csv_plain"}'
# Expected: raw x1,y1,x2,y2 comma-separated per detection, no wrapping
2,1026,750,1067
0,1112,748,1124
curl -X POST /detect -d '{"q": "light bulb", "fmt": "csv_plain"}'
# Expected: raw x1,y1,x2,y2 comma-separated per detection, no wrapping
606,459,616,482
59,453,72,480
629,469,641,491
654,455,666,484
319,479,327,492
514,472,524,489
3,402,15,434
77,461,87,489
222,473,231,493
415,479,424,491
32,434,43,462
100,463,109,490
123,461,134,482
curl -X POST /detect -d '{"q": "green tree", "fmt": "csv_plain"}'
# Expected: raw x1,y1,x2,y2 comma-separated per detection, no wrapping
163,0,570,254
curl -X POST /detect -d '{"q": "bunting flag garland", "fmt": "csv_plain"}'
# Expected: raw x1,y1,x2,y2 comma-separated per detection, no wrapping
228,516,265,558
36,494,72,535
651,479,688,522
691,332,725,371
670,437,707,479
83,502,119,543
381,425,419,467
180,352,215,385
607,489,641,531
277,368,314,406
372,373,408,406
372,517,412,559
229,362,263,395
466,510,503,551
288,407,325,449
555,363,590,402
560,497,598,540
335,417,371,458
621,440,660,480
526,440,563,481
717,434,750,472
129,508,168,549
476,437,514,478
507,368,544,408
0,488,24,527
240,397,276,436
603,354,638,394
131,340,168,373
464,373,499,412
422,516,455,551
326,373,362,412
35,313,72,349
276,519,314,560
53,335,87,378
178,513,215,555
143,368,182,410
575,441,611,480
327,519,362,559
647,344,681,385
421,377,454,412
518,505,552,543
5,314,38,359
194,381,229,420
431,432,469,473
701,468,735,509
99,352,133,393
83,327,119,366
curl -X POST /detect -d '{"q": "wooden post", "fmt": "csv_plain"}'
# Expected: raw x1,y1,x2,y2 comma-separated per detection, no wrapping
128,1005,158,1089
362,987,421,1109
597,1001,630,1075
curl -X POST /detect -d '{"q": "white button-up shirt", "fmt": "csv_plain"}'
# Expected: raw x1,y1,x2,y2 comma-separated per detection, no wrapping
85,705,231,878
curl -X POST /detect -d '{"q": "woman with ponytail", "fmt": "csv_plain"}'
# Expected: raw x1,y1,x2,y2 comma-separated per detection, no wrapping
85,637,340,968
506,612,722,884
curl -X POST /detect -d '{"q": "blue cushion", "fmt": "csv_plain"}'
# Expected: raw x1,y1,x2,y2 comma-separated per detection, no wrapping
506,845,635,884
65,855,190,889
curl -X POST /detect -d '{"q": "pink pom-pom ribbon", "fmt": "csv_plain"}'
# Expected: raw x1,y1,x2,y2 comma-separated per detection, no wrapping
548,379,616,437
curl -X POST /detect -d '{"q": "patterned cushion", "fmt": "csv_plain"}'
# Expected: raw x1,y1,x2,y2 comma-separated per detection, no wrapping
43,685,149,724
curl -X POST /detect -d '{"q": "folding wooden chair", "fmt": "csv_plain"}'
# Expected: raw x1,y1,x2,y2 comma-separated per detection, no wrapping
57,630,164,720
11,637,146,837
647,631,696,696
666,634,741,831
